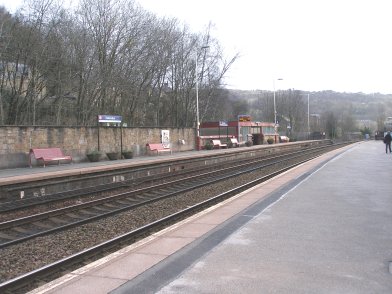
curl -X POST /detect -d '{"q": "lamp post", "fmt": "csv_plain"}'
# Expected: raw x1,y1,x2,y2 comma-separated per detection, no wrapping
273,78,283,126
307,93,310,139
195,45,209,138
300,93,310,139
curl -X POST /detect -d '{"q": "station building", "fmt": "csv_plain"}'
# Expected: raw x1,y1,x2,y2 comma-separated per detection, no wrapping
198,116,278,149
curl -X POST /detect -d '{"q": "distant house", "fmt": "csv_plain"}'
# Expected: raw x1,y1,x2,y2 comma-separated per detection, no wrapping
384,117,392,132
0,61,31,92
0,61,46,98
308,113,322,134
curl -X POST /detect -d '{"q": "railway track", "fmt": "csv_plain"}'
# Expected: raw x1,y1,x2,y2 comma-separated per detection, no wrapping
0,150,284,219
0,142,353,293
0,144,334,248
0,141,332,216
0,140,332,213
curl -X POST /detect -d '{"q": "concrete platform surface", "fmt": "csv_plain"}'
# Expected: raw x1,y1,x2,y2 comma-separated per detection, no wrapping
0,150,202,184
29,141,392,293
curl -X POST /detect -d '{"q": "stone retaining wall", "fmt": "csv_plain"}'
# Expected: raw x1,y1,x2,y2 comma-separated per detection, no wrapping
0,126,195,169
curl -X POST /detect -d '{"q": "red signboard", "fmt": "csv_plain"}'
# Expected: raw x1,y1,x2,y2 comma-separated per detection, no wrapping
238,115,251,122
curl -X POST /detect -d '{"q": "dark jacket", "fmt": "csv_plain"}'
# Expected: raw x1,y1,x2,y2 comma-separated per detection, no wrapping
384,133,392,143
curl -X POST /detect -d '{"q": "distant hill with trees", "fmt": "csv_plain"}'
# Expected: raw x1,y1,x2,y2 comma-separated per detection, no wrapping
221,89,392,139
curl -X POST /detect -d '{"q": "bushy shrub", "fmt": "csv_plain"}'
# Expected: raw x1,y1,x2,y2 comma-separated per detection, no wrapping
205,141,214,150
267,138,274,144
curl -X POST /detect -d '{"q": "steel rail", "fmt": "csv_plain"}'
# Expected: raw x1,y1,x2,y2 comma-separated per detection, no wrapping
0,142,333,212
0,144,340,249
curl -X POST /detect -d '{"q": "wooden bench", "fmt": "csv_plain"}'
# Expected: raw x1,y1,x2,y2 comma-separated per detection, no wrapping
230,138,239,147
29,148,72,168
146,143,172,155
211,139,227,149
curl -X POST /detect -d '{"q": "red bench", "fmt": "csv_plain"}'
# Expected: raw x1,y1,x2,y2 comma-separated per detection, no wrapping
211,139,227,149
29,148,72,167
146,143,172,155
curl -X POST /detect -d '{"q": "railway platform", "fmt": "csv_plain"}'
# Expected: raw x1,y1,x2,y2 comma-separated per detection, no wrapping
0,140,329,200
0,149,201,184
0,140,330,185
18,140,392,293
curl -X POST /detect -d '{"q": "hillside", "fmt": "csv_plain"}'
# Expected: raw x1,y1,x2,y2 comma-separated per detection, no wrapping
226,89,392,121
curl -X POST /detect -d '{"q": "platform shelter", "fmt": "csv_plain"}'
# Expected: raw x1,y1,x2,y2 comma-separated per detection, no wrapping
198,119,278,149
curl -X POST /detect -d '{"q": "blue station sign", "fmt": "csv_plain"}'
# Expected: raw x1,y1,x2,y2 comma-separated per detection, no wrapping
98,115,122,123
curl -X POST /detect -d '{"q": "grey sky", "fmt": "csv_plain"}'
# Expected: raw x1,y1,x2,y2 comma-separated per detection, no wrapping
2,0,392,94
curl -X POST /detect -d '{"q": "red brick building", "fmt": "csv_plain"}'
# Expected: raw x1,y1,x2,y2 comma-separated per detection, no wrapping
198,120,278,149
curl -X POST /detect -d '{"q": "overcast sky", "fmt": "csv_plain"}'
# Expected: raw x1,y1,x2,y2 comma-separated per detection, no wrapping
2,0,392,94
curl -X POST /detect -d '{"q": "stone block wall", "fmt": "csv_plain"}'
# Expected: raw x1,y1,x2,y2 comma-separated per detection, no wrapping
0,126,195,169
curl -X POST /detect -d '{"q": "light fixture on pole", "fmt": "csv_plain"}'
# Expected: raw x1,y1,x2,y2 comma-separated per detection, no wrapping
273,78,283,126
307,93,310,139
300,93,310,139
195,45,209,138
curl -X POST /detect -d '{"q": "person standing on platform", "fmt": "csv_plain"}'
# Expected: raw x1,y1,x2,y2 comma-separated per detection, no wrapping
384,131,392,153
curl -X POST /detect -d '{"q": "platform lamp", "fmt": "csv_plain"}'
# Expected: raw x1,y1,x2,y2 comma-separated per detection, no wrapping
300,93,310,139
273,78,283,126
273,78,283,143
195,45,209,138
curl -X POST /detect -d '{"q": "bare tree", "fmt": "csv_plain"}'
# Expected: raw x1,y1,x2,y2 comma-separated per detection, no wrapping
0,0,239,127
275,89,306,137
0,7,13,124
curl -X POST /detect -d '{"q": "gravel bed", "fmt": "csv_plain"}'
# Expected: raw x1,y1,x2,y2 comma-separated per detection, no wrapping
0,153,319,283
0,175,186,223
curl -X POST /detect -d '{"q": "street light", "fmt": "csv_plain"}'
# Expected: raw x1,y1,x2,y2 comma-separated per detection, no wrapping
306,93,310,139
195,45,209,138
273,78,283,126
300,93,310,139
